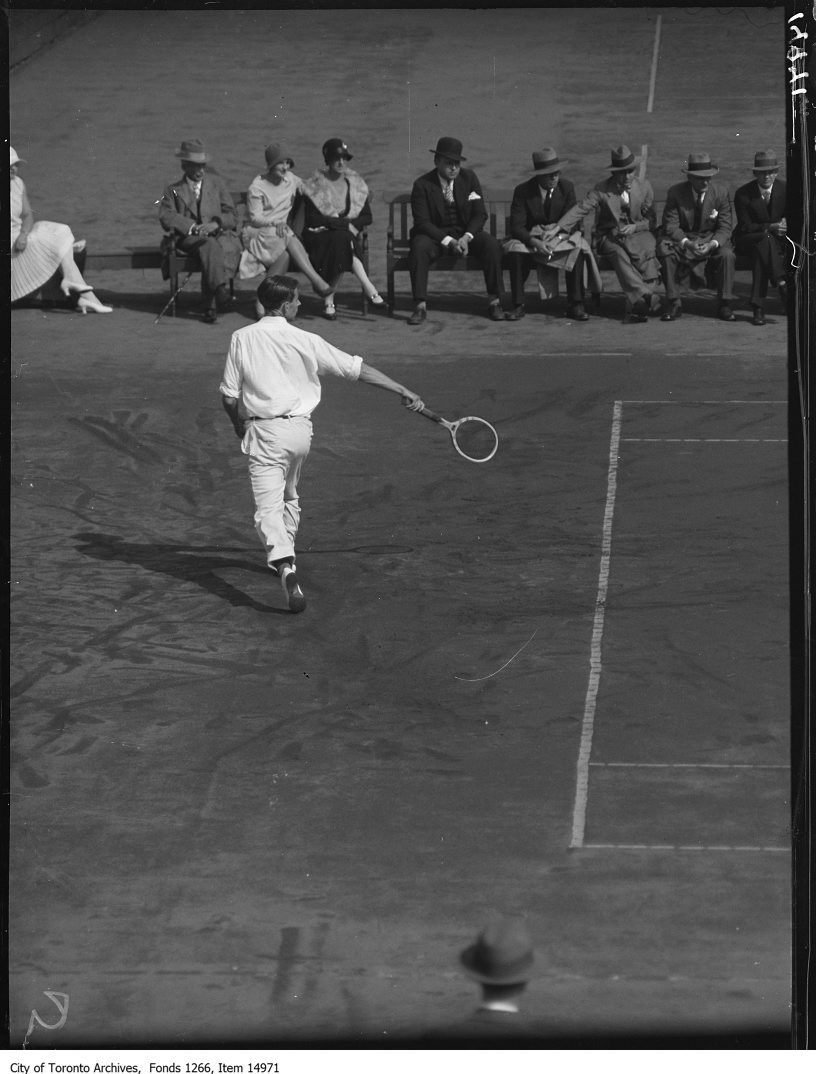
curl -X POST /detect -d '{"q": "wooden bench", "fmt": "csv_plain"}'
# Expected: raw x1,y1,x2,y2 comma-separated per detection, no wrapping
84,190,370,317
385,189,754,314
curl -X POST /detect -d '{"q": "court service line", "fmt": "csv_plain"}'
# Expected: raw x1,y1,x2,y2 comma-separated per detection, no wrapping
646,14,662,113
569,400,623,849
619,399,786,404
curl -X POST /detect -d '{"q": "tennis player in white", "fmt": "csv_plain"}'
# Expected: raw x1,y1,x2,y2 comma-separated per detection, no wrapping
220,274,424,612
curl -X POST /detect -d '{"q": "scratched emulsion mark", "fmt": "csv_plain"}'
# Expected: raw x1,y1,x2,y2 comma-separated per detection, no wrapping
454,630,538,682
22,990,69,1047
271,926,300,1005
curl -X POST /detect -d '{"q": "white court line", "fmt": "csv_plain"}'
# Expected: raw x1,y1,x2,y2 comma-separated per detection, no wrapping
569,400,787,851
590,762,788,769
619,399,786,404
646,14,662,113
583,843,790,852
569,400,622,849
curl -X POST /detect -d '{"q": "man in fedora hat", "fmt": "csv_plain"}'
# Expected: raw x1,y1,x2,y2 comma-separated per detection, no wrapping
424,917,541,1039
733,150,789,326
407,136,510,323
503,148,599,322
159,138,242,324
554,146,661,324
657,151,737,322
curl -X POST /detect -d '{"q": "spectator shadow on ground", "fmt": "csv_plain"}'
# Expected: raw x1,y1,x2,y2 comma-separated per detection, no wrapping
73,530,287,613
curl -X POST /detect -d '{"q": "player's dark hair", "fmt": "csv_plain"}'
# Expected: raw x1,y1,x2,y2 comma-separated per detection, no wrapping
258,275,298,313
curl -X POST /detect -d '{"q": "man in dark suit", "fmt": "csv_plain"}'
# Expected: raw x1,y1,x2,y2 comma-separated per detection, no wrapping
159,138,242,324
504,147,589,321
734,150,788,326
657,151,737,322
408,136,509,324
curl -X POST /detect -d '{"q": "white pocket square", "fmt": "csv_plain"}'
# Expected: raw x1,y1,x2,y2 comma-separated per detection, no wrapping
467,191,482,201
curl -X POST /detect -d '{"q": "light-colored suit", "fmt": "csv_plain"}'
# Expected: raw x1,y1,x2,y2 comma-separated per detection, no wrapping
158,172,242,296
557,175,660,307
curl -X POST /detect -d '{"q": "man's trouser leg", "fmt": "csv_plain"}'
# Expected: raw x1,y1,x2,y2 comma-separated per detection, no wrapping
708,245,737,301
409,235,440,303
565,254,586,304
247,419,312,567
598,239,649,307
195,236,228,296
659,252,681,301
470,231,505,301
507,252,531,306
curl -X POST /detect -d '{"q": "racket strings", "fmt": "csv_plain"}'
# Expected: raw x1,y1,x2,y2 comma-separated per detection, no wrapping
453,418,498,462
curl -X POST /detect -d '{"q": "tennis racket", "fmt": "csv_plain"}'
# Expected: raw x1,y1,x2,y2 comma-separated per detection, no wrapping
416,405,499,463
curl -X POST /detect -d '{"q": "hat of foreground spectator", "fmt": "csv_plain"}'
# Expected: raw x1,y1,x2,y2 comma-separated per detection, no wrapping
752,149,779,173
532,147,566,174
682,151,719,177
609,145,639,172
322,138,353,162
459,918,537,985
430,136,466,162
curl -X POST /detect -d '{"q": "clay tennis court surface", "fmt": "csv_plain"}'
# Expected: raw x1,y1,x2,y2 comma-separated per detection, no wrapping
9,7,791,1047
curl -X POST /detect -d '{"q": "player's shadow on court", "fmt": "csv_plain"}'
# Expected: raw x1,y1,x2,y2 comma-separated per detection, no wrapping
74,531,288,613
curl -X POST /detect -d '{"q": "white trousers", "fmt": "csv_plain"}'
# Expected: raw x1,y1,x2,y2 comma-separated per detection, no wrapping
243,417,313,565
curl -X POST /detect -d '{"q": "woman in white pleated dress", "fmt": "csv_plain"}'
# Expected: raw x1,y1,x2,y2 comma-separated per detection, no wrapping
10,146,112,314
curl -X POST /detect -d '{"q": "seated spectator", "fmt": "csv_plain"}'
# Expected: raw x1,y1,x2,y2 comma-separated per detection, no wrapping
239,144,333,315
10,146,112,314
657,151,737,322
158,138,242,324
408,136,511,324
553,145,660,323
301,138,384,320
733,150,789,326
503,147,600,322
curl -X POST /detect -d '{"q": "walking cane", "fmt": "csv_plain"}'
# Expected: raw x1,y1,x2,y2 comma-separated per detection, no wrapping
154,271,195,324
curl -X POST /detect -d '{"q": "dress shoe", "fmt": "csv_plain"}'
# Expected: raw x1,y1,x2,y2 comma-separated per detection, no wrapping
660,300,682,322
76,290,113,315
214,283,232,310
751,306,766,326
365,288,385,306
648,292,663,315
488,302,507,321
407,305,427,325
718,303,737,322
322,301,337,321
505,305,526,321
201,307,218,324
623,301,648,324
565,302,589,321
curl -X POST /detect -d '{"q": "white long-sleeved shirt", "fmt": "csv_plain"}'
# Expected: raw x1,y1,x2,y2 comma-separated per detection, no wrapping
220,316,362,418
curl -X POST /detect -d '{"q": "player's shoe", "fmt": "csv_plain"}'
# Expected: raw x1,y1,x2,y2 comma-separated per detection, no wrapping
281,568,306,613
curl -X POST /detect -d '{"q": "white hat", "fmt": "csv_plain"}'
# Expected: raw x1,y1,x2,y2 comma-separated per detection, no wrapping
10,147,26,167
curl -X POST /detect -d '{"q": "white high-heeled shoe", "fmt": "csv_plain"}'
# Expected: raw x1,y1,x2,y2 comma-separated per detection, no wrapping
76,290,113,315
366,290,385,306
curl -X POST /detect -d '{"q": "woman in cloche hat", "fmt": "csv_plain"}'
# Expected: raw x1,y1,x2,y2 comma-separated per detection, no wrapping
300,138,385,320
9,146,112,313
239,143,335,306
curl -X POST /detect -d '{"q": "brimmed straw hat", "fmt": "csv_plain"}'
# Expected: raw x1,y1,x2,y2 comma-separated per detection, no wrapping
459,918,537,985
175,139,210,163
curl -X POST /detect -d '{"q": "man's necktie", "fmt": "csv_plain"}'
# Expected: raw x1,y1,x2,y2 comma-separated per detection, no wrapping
443,181,455,204
761,189,771,205
694,193,705,232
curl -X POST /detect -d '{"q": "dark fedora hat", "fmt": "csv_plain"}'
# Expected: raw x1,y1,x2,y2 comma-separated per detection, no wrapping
459,918,537,985
683,151,719,178
175,138,210,163
752,149,779,172
430,136,466,162
609,145,639,172
323,138,353,162
532,147,566,174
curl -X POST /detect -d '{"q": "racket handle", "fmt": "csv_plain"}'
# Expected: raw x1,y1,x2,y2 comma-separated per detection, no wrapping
417,405,444,424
